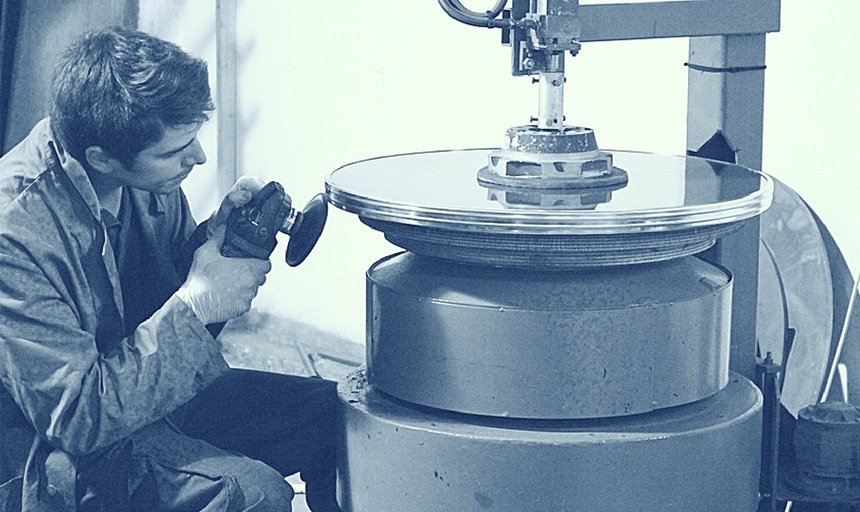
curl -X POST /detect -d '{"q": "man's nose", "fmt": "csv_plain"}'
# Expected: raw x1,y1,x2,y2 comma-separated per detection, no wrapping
185,138,207,166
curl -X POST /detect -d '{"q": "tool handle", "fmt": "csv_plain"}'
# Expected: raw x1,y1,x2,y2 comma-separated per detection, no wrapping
221,181,291,259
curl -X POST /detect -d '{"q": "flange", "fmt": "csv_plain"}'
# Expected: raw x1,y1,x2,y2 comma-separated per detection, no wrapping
478,125,627,190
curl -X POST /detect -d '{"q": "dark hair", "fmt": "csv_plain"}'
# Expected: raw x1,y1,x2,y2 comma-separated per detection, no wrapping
50,27,214,165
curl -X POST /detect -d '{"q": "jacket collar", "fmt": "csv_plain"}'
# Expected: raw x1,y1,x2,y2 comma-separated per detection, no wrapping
41,118,105,224
41,118,167,221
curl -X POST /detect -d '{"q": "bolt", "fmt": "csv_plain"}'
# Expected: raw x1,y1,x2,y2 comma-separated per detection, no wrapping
552,79,561,86
523,57,535,70
531,77,539,84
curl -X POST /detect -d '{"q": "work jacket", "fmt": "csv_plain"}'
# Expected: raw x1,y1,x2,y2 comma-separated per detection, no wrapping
0,119,229,511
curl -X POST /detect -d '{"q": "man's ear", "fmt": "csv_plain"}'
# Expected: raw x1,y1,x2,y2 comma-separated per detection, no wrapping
84,146,122,175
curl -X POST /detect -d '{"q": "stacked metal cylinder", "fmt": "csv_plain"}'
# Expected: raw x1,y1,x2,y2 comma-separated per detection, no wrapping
327,131,772,511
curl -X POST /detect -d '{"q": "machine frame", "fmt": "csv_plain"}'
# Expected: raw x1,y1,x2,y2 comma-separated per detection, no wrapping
500,0,782,380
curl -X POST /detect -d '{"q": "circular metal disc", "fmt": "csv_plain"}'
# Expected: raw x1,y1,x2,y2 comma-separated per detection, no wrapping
326,149,773,235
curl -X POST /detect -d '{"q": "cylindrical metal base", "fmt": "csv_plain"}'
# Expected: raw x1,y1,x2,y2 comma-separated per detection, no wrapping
338,369,762,512
367,252,732,419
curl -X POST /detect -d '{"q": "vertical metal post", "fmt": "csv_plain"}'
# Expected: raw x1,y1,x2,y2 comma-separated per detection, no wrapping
686,34,768,381
687,35,767,168
537,69,565,129
215,0,238,197
757,353,782,511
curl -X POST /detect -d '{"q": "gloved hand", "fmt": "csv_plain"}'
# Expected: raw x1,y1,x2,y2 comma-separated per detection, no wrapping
206,175,268,239
176,225,272,325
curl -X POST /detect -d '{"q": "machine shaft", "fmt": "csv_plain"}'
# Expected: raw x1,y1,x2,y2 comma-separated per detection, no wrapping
537,68,565,129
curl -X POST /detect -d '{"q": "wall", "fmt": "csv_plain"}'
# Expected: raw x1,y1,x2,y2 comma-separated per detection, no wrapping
1,0,136,151
144,1,860,344
138,1,221,220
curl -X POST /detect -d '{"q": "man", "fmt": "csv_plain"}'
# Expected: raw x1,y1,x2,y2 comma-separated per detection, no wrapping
0,28,340,511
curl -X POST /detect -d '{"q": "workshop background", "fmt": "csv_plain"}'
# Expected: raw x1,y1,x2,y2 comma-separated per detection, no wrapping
1,0,858,345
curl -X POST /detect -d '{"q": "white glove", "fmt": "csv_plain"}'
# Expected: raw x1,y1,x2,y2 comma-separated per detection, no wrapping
176,226,272,325
206,175,268,239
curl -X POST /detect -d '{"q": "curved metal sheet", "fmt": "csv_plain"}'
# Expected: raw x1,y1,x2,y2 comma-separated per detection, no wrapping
808,204,858,403
757,178,834,417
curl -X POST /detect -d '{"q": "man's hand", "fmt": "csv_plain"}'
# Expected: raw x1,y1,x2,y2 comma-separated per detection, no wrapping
176,226,272,325
206,175,267,239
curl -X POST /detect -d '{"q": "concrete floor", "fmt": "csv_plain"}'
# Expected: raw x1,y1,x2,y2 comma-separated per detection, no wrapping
220,309,363,380
219,309,364,512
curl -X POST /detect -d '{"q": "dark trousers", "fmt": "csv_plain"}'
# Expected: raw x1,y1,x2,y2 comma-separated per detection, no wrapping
77,369,341,512
175,369,341,510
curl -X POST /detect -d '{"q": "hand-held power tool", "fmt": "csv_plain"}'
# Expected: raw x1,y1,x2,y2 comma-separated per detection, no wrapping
220,181,328,266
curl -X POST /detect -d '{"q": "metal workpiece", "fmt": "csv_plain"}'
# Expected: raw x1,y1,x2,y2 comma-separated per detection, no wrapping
327,149,772,267
366,252,732,419
337,369,763,512
327,149,772,234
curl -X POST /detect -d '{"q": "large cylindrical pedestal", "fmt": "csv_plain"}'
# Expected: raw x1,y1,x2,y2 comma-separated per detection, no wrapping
338,370,762,511
367,253,732,419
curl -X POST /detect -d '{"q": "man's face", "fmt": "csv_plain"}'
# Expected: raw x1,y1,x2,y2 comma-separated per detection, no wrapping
112,123,207,194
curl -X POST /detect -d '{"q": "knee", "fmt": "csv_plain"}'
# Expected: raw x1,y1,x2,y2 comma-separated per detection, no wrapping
237,461,294,512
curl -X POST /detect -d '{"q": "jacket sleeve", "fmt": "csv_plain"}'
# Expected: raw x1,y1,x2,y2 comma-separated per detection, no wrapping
170,189,209,280
0,246,230,456
167,189,230,337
